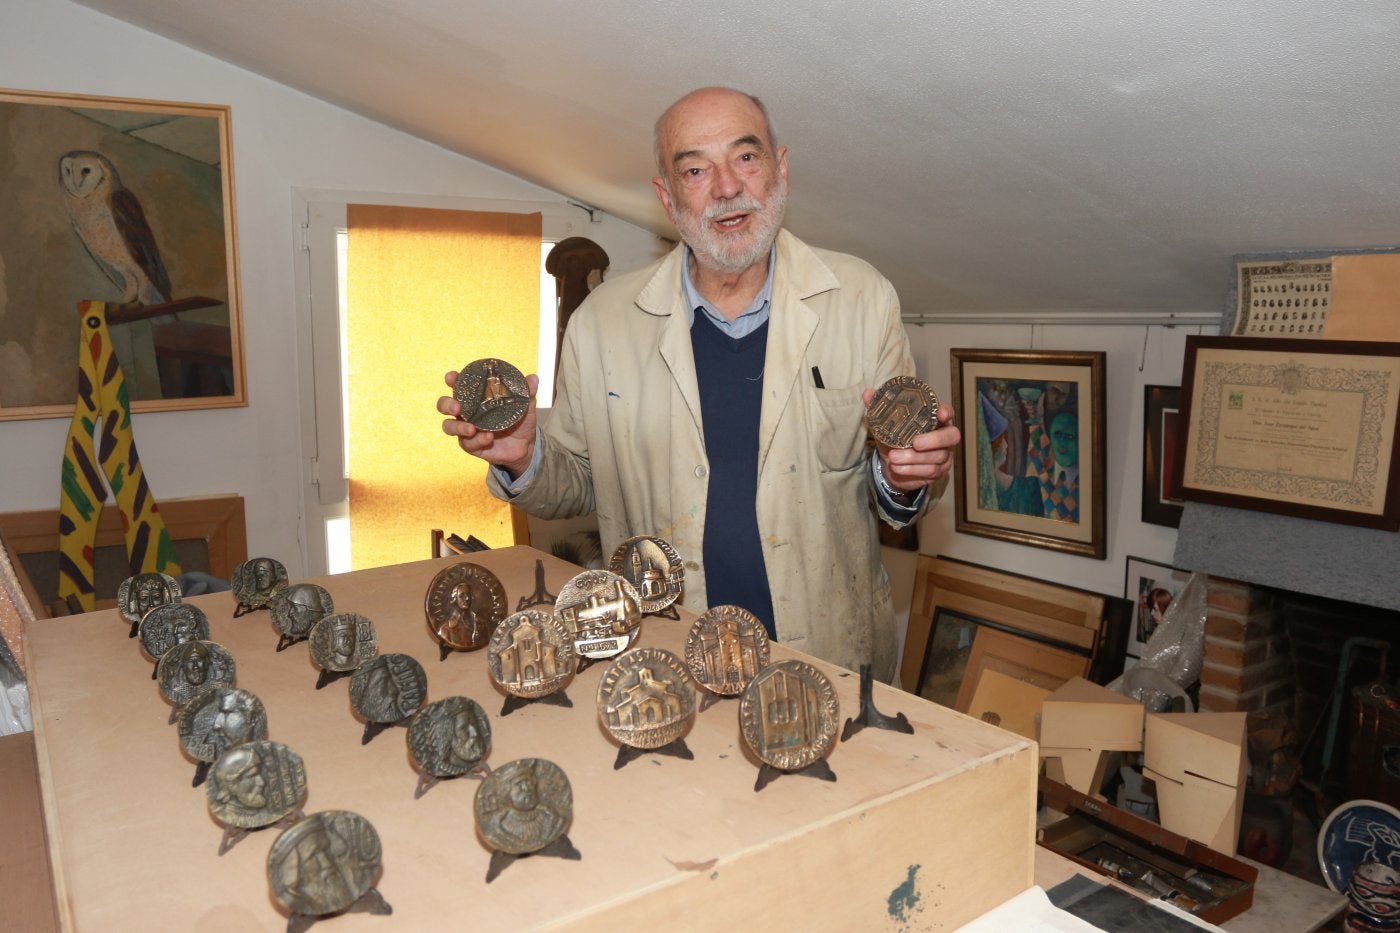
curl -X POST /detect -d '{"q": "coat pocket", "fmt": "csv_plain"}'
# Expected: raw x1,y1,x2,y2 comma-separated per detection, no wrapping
808,382,868,472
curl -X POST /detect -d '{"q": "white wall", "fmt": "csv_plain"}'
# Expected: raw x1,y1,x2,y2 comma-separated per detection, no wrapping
884,319,1219,646
0,1,664,579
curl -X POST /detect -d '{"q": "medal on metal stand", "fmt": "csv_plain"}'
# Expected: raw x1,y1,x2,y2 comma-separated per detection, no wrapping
739,660,841,791
139,601,210,680
268,810,391,932
176,685,269,787
474,758,579,882
349,653,427,745
556,569,642,679
230,556,290,618
407,696,492,799
684,605,769,714
608,534,685,623
597,647,697,769
268,583,334,652
308,612,377,689
515,559,557,611
206,739,307,855
423,561,507,662
117,571,181,638
156,638,235,724
486,609,576,716
840,663,914,741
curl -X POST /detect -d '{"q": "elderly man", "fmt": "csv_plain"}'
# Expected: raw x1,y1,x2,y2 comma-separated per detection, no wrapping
439,86,959,681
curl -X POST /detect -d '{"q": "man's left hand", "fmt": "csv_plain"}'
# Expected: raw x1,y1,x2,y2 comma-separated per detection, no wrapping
864,394,961,493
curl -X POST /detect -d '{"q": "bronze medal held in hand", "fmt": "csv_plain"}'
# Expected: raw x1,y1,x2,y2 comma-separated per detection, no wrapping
425,562,507,651
309,612,378,672
597,648,696,749
454,357,530,431
555,569,641,660
684,605,770,696
474,758,572,855
739,660,839,771
487,609,577,698
267,810,382,917
608,535,684,613
865,375,939,449
207,740,307,830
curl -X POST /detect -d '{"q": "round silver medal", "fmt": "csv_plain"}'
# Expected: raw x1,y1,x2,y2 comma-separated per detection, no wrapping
865,375,939,448
607,535,684,613
267,810,382,916
308,612,378,672
407,696,491,777
486,609,577,698
139,602,210,663
554,569,641,660
474,758,572,855
453,357,530,432
117,572,181,627
207,740,307,830
684,604,771,696
739,660,840,771
597,647,697,749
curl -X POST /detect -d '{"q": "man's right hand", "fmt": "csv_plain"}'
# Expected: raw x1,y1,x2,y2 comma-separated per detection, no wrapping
437,370,539,480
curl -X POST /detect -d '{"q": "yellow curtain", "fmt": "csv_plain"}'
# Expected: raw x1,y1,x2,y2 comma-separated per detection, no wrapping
346,205,541,570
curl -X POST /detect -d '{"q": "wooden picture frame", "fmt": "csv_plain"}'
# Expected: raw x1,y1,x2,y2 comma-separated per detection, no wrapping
1142,384,1185,528
1123,555,1191,659
949,348,1107,558
1176,336,1400,530
900,555,1105,705
0,88,245,419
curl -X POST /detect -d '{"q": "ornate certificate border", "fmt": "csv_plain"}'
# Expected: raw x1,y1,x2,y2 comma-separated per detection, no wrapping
1176,336,1400,530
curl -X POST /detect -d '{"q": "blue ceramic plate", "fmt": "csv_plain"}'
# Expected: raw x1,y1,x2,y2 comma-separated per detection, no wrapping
1318,799,1400,893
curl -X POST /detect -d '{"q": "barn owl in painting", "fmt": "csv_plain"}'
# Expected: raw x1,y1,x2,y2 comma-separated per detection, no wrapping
59,150,171,306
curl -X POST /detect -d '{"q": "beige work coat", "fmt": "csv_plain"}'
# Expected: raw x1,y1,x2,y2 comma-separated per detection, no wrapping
491,230,925,680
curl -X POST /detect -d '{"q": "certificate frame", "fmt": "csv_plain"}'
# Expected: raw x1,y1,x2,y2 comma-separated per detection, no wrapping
1176,335,1400,530
950,347,1107,558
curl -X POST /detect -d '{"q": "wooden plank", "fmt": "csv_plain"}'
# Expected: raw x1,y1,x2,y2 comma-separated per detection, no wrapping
0,732,60,933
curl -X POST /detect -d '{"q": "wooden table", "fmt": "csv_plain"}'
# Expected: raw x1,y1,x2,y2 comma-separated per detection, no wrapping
28,547,1038,931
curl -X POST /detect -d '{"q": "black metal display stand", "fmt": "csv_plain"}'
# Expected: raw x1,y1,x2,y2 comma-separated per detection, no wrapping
515,560,557,611
840,664,913,742
413,763,490,800
485,835,581,883
613,737,693,770
360,717,411,745
285,887,392,933
276,634,307,652
499,690,573,717
314,668,353,690
217,809,304,856
753,758,837,792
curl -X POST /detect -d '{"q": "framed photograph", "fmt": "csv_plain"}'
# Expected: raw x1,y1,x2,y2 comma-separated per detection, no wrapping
0,88,244,420
1142,384,1185,528
1176,336,1400,530
949,348,1107,558
1123,555,1191,658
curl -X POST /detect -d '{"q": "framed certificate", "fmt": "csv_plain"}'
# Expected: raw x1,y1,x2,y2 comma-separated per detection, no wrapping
1176,336,1400,530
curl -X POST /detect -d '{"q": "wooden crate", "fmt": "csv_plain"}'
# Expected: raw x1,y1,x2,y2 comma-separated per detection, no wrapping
26,546,1036,931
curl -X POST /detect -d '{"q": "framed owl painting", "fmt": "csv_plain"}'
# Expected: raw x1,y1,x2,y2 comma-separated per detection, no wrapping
0,89,245,419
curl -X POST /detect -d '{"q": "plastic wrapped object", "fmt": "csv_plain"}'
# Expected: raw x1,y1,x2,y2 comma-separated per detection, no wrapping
0,630,30,734
1109,572,1208,713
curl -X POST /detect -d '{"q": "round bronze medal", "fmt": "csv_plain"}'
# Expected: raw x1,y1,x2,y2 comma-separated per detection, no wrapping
739,660,839,771
231,556,289,609
407,696,492,777
683,605,771,696
865,375,939,449
350,653,428,723
607,534,684,613
555,569,641,660
177,686,269,763
117,572,181,627
597,647,696,749
308,612,378,672
139,602,210,663
486,609,576,698
157,639,236,706
424,562,507,651
207,740,307,830
267,810,382,916
453,357,530,432
474,758,572,855
269,583,334,638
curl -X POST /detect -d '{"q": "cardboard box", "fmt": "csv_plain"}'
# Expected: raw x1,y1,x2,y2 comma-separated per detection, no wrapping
1037,677,1144,795
967,667,1051,740
1144,712,1248,854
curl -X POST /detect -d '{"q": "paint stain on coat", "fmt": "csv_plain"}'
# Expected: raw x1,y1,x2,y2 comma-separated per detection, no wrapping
888,864,921,922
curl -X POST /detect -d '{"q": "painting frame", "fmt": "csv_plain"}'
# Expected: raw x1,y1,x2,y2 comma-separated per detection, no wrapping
949,348,1107,558
1176,335,1400,530
1123,555,1191,660
1142,384,1185,528
0,87,245,420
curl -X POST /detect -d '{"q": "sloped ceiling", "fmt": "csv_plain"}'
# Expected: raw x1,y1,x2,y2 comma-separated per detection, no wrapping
74,0,1400,318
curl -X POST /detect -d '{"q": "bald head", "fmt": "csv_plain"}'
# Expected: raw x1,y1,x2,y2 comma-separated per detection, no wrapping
653,87,778,177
